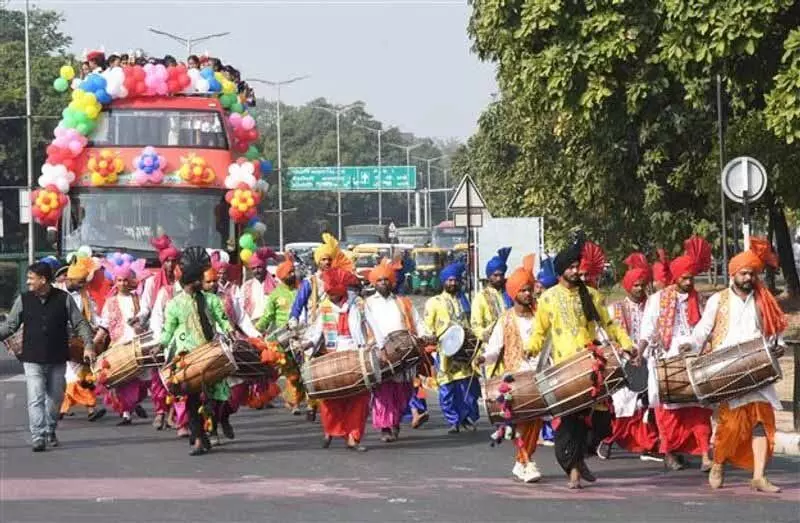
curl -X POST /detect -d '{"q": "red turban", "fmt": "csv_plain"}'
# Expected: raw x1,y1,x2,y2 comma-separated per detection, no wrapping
621,252,652,294
652,248,671,287
669,255,697,280
249,247,275,269
322,268,360,298
505,253,536,300
579,241,605,287
276,253,295,282
728,237,787,337
151,235,180,263
368,259,399,287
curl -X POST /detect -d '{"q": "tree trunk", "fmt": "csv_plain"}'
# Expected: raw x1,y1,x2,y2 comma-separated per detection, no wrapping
767,210,777,292
768,194,800,297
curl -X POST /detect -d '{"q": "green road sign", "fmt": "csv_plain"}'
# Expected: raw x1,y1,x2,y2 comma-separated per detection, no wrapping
287,166,417,191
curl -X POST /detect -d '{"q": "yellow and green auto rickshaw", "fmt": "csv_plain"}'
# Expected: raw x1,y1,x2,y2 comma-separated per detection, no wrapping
410,247,446,294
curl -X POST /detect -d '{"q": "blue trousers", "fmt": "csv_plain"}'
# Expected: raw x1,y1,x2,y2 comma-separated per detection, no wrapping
402,385,428,421
438,377,480,426
542,420,555,441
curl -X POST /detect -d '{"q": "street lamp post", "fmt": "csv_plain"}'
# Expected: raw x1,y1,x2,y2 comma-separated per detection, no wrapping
412,155,446,228
247,76,310,251
148,27,231,55
24,0,33,264
311,102,363,239
387,142,424,226
353,122,383,224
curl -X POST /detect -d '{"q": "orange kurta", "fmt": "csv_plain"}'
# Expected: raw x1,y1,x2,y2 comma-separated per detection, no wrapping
60,382,97,413
713,401,776,471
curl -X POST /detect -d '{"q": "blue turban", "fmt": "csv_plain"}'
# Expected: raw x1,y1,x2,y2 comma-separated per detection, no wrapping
537,256,558,289
39,256,62,270
440,262,466,284
485,247,511,278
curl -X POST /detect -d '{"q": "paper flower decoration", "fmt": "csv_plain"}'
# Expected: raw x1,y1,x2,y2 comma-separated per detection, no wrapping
88,149,125,186
133,146,167,185
179,154,216,185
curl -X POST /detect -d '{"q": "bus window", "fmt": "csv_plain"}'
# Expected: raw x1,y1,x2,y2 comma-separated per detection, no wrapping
90,109,228,149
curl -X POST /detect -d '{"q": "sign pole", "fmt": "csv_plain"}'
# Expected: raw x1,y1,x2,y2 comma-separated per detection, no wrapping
466,178,472,297
717,75,728,283
742,189,751,251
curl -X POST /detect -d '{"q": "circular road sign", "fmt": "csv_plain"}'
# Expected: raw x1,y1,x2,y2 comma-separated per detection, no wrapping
721,156,768,204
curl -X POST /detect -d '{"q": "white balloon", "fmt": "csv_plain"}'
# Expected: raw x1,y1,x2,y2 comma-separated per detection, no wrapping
195,78,210,93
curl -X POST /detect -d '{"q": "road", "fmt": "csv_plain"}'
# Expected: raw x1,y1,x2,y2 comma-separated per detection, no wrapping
1,372,799,523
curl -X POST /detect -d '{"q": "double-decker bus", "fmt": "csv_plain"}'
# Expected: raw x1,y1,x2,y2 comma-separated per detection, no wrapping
59,95,237,264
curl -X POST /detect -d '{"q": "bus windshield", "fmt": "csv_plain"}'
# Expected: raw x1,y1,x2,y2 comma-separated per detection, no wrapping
62,188,230,258
90,108,228,149
432,227,467,250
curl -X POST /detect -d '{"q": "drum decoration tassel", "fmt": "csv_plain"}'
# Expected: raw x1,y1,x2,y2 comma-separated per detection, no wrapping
489,375,524,449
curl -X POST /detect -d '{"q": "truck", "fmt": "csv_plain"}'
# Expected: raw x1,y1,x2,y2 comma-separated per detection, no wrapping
342,224,389,248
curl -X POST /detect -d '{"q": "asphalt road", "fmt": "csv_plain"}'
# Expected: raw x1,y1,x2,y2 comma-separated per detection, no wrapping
1,373,799,523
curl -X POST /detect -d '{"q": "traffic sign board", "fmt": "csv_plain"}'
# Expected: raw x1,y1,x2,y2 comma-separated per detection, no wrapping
287,166,417,191
722,156,767,204
448,175,487,210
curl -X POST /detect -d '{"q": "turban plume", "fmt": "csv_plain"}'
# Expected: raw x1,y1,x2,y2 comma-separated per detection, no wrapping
621,252,652,294
322,267,360,297
485,247,511,277
579,241,606,286
276,252,296,282
151,235,180,263
368,258,399,287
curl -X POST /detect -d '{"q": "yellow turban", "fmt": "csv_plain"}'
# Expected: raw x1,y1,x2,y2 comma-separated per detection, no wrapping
66,258,93,281
314,233,340,264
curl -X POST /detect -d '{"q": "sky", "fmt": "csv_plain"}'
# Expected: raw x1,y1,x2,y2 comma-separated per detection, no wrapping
12,0,497,141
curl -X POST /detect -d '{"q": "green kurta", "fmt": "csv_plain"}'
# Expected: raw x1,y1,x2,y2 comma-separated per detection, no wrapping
160,291,233,400
256,282,298,333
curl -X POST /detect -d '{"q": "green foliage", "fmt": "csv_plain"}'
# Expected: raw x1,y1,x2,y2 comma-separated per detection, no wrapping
464,0,800,260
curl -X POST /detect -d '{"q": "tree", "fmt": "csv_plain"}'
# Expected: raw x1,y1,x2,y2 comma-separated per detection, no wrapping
465,0,800,292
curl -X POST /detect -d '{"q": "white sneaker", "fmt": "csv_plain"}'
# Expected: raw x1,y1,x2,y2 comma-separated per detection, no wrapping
540,439,554,447
523,462,542,483
512,462,526,481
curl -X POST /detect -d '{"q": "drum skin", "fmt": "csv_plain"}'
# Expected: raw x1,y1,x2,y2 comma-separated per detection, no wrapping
657,355,697,404
160,341,236,394
301,350,381,401
688,338,782,404
483,370,548,424
535,346,625,418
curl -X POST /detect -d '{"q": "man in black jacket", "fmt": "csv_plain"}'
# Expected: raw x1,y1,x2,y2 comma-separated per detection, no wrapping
0,262,94,451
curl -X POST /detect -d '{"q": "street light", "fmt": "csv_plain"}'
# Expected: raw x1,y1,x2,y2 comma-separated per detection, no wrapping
311,102,363,239
412,155,446,228
24,0,33,264
147,27,231,55
386,142,424,226
247,75,311,251
352,122,384,224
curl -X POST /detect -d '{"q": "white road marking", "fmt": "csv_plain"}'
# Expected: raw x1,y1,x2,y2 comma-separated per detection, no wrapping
1,374,26,382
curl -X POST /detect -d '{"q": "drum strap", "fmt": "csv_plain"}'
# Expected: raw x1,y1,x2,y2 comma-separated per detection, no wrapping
483,288,502,322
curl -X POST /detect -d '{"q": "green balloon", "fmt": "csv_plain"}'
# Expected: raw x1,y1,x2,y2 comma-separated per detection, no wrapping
245,145,260,160
230,102,244,114
238,234,256,251
53,77,69,93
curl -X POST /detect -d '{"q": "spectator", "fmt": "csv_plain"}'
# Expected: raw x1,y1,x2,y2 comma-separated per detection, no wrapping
86,50,106,73
107,54,121,68
0,262,94,452
187,54,200,69
120,53,130,66
80,61,90,79
210,58,223,72
164,54,178,67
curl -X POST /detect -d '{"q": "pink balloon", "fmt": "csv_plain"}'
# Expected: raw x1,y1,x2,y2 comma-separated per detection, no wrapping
241,116,255,131
155,82,168,95
229,113,242,127
68,140,83,156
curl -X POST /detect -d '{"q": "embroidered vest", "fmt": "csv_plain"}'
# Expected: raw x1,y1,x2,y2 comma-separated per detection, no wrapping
501,311,527,372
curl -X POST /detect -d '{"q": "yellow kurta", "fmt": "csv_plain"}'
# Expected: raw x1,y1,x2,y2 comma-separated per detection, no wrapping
470,286,506,342
424,292,475,385
527,283,632,364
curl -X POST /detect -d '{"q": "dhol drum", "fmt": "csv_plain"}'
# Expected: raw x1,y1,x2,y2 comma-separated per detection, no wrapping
1,327,23,359
439,324,479,363
535,345,626,418
230,339,274,379
482,370,548,424
656,354,698,404
687,337,782,405
160,339,237,394
301,349,382,401
379,330,421,375
92,332,163,388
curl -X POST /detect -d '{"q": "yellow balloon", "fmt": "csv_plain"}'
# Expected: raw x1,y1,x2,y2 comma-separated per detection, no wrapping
83,92,97,105
240,249,253,264
237,203,248,212
60,65,76,81
193,166,203,176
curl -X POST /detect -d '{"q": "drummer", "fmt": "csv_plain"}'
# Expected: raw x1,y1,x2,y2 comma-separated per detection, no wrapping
257,254,303,414
299,267,371,452
141,235,181,431
363,259,429,442
638,237,713,472
596,253,660,462
689,239,787,493
423,262,480,434
160,247,234,456
480,255,542,483
100,254,150,426
471,247,513,343
59,255,108,422
526,235,633,489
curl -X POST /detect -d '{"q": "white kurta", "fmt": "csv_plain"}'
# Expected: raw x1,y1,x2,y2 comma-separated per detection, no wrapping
301,293,366,355
483,310,537,372
240,279,268,323
691,288,782,410
147,282,182,338
607,298,646,418
363,294,425,348
640,290,699,409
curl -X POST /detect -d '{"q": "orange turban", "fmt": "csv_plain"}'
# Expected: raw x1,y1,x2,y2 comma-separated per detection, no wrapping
505,253,535,300
276,253,295,281
727,237,786,337
368,258,399,287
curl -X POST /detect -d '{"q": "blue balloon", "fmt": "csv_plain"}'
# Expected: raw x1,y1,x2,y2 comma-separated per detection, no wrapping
90,73,107,89
259,160,273,174
208,78,221,92
247,217,261,228
95,89,112,105
200,67,215,80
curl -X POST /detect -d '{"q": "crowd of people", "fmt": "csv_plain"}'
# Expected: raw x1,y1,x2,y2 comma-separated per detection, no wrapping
0,228,788,493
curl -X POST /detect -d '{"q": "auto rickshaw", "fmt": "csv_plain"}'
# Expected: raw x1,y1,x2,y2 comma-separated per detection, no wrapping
354,251,379,291
410,247,446,294
451,243,469,265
